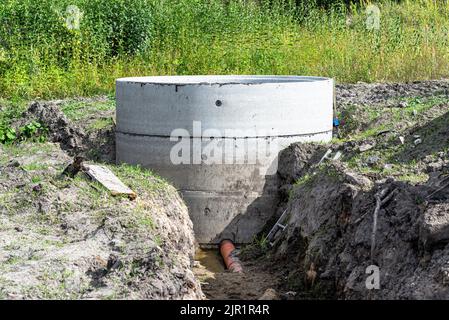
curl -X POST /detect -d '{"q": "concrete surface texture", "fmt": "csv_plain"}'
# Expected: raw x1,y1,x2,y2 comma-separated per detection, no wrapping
115,75,334,244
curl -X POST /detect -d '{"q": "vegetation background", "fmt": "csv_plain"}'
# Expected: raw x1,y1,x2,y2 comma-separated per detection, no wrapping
0,0,448,100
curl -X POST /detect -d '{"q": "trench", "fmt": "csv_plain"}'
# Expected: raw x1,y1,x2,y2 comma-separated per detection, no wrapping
193,247,280,300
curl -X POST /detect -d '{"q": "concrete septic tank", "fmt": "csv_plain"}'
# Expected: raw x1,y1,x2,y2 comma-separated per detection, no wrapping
115,75,334,244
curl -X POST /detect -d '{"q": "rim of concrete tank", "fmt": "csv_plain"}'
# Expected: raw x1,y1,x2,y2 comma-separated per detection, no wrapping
116,75,332,85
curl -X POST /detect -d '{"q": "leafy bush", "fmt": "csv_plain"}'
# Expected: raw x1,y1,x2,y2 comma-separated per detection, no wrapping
19,121,48,142
0,125,16,144
0,121,48,144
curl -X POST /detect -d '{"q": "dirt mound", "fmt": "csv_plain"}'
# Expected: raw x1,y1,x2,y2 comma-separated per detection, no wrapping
398,110,449,163
267,141,449,299
16,101,115,163
192,80,449,301
0,144,203,299
337,80,449,107
277,143,328,185
0,100,203,300
19,102,86,153
334,81,449,180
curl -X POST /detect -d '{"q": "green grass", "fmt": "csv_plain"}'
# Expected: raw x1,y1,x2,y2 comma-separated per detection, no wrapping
290,173,315,198
87,117,114,132
113,163,170,193
294,173,314,186
31,176,43,184
60,99,114,121
400,96,449,116
23,163,49,171
335,94,449,184
1,0,449,100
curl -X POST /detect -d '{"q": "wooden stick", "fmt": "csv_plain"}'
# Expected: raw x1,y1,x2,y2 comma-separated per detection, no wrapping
352,188,396,225
370,187,395,263
370,192,382,263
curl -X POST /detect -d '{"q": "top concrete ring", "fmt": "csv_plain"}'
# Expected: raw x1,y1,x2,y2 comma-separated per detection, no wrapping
116,75,334,138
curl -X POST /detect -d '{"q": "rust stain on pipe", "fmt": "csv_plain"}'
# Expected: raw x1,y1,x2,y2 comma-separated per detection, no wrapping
220,239,243,273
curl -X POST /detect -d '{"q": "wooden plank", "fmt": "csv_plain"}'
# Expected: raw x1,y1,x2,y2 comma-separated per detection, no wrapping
83,164,136,200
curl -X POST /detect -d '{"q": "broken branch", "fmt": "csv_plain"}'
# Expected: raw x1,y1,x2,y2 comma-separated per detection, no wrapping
370,187,396,263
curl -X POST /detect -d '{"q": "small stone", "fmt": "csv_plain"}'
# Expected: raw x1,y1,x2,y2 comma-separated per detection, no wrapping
6,293,24,299
437,267,449,285
32,184,42,192
109,239,124,251
366,156,380,166
414,138,422,145
258,288,279,300
399,136,405,145
384,164,393,170
423,155,434,163
427,161,444,172
420,204,449,247
346,17,353,27
280,291,297,300
7,160,20,167
397,101,408,108
345,171,373,189
359,143,375,152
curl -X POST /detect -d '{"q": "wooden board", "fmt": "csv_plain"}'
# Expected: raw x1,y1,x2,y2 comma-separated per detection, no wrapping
84,164,136,199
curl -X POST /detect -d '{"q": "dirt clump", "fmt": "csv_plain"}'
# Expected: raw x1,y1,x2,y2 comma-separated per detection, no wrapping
0,144,203,299
15,101,115,163
18,102,85,153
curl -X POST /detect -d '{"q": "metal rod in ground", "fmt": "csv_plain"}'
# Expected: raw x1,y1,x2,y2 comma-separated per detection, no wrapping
266,209,288,245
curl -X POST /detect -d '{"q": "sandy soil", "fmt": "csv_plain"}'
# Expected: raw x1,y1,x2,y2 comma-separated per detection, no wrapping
0,101,203,299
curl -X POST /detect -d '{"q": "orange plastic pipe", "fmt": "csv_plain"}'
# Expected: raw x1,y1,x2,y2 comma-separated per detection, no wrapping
220,239,243,273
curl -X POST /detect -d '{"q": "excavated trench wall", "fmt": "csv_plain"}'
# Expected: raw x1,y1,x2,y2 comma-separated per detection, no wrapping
115,75,333,244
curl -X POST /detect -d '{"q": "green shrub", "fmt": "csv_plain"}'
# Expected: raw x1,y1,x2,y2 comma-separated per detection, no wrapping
19,121,48,142
0,125,16,144
0,121,48,144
